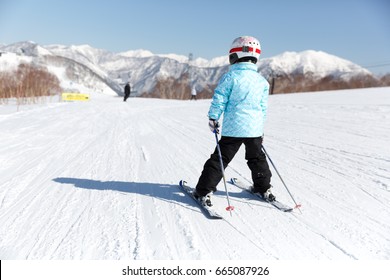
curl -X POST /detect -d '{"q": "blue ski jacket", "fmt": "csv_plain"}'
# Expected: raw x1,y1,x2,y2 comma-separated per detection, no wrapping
208,62,270,137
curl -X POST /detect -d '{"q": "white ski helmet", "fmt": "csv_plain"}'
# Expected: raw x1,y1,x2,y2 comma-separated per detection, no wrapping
229,36,261,64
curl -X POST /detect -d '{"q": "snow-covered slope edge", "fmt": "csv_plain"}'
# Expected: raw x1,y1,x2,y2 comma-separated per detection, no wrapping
0,87,389,260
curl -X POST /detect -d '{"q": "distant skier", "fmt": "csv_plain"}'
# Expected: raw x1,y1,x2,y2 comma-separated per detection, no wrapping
124,82,131,102
193,36,274,207
190,86,197,100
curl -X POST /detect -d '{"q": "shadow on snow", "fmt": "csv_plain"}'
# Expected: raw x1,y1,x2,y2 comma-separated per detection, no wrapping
52,177,217,218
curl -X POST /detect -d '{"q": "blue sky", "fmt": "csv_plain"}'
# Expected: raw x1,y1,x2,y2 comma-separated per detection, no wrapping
1,0,389,74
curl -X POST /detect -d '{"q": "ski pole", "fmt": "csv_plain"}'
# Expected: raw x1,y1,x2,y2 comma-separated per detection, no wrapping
262,145,302,213
214,130,234,215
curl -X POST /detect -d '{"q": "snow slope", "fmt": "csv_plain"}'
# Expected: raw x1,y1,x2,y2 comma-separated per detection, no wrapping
0,87,389,260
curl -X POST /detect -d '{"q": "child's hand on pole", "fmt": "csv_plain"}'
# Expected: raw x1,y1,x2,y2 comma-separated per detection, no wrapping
208,119,220,134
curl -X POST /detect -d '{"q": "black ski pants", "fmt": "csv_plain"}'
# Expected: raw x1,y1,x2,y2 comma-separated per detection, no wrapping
195,136,272,196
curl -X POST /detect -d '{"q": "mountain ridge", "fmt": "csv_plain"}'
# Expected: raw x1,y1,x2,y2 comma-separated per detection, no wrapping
0,41,378,97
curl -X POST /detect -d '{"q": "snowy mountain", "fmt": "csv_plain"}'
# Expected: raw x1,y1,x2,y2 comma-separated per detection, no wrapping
0,42,122,95
0,41,376,97
259,50,371,79
0,86,389,260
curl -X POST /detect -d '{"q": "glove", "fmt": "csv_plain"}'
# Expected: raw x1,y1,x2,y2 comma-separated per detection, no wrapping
208,119,220,134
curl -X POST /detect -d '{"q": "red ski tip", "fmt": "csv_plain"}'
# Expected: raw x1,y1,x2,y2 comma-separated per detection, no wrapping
294,204,302,209
226,206,235,211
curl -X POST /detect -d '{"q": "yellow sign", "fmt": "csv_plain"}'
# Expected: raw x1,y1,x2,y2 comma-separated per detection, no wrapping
62,93,90,101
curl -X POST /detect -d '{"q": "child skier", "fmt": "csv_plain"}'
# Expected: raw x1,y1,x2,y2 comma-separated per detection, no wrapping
194,36,274,207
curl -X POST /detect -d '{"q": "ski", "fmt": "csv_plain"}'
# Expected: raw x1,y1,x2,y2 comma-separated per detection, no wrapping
179,180,223,219
229,178,294,212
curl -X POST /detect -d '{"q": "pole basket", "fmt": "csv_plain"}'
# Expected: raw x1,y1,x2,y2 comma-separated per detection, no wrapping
226,206,235,211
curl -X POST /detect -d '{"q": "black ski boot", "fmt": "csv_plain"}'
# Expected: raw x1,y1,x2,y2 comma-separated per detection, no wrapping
193,190,213,207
